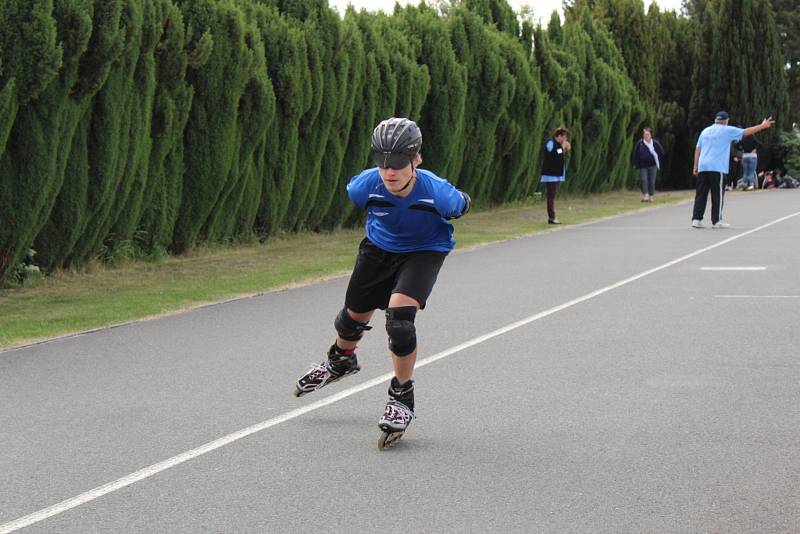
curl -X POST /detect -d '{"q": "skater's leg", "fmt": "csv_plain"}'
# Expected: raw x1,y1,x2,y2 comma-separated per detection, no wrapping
294,307,375,396
391,352,416,385
328,307,375,370
378,253,445,429
386,293,419,384
379,295,419,437
334,308,375,351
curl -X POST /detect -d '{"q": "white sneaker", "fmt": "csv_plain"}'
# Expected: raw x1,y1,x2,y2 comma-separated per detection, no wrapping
692,219,704,229
712,221,731,229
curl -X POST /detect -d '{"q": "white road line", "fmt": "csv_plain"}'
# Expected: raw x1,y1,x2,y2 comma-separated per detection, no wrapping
3,209,799,533
701,266,766,271
715,295,800,299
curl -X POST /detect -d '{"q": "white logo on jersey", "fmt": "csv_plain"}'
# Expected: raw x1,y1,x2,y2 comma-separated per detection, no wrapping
419,198,435,204
372,211,389,216
369,193,386,198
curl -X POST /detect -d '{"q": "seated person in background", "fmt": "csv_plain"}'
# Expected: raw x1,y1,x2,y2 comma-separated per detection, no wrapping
782,173,800,188
756,170,766,189
762,170,780,189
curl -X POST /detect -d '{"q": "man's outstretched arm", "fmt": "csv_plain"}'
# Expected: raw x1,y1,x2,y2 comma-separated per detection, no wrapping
742,117,775,138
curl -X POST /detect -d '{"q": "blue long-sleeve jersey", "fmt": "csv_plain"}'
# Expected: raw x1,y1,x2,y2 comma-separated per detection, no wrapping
346,168,467,253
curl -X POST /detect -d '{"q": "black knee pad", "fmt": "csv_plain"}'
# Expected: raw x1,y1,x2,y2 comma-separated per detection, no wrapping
334,308,371,341
385,306,417,357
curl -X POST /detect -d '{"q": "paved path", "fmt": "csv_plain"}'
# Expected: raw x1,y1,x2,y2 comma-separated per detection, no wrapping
2,190,799,533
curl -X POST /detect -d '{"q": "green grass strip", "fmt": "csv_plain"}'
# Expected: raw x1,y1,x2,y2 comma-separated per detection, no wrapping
0,191,690,350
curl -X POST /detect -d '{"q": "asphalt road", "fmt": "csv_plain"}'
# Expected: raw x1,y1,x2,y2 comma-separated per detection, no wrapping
2,190,799,533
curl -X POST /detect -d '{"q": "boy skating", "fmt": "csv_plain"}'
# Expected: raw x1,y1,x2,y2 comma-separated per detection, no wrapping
294,117,470,448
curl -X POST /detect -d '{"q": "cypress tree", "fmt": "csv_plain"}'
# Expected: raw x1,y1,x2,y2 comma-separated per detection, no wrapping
0,0,61,279
772,0,800,125
0,63,16,172
172,0,258,252
560,6,640,192
34,109,91,270
533,23,563,122
321,8,384,230
0,29,17,182
254,5,314,236
750,0,789,127
139,0,209,254
304,15,365,231
547,10,563,43
388,36,429,125
0,1,61,106
448,6,514,200
688,0,716,132
646,6,695,187
61,0,156,267
33,0,131,271
227,4,276,241
286,9,333,232
399,4,467,179
335,10,429,228
591,0,657,107
203,11,274,242
690,0,788,135
535,13,584,189
491,34,548,203
0,0,119,281
109,0,175,246
266,0,337,233
465,0,519,38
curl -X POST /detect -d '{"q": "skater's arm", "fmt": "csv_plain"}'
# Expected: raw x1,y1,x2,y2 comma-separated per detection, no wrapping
346,169,380,208
437,181,470,220
449,191,471,219
693,147,700,176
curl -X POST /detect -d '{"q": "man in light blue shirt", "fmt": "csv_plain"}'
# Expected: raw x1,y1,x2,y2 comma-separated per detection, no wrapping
692,111,774,228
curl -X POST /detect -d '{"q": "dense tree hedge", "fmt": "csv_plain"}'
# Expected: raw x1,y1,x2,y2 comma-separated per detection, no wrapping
0,0,791,283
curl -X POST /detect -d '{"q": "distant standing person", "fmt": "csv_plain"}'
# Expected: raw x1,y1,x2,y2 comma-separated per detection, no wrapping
727,140,742,191
692,111,774,228
631,127,665,202
739,134,762,190
540,126,571,224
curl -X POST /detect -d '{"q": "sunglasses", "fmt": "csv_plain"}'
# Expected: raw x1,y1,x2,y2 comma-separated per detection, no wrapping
373,151,413,170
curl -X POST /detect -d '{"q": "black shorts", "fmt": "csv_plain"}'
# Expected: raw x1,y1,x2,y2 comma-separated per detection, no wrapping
345,238,448,312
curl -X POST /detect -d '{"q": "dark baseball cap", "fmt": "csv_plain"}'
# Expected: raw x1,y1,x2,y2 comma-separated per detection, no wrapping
715,111,729,120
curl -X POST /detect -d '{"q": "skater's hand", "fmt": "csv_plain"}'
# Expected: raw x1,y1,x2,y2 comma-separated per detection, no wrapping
693,167,698,176
562,140,571,152
761,117,775,129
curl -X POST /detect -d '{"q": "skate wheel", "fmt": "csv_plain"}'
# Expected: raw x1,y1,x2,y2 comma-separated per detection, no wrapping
378,431,404,450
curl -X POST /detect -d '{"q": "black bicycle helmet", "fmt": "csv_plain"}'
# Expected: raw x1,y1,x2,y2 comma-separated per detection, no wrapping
371,117,422,169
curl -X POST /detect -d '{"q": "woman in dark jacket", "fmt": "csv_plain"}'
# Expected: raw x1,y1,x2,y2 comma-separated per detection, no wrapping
632,127,665,202
539,126,571,224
